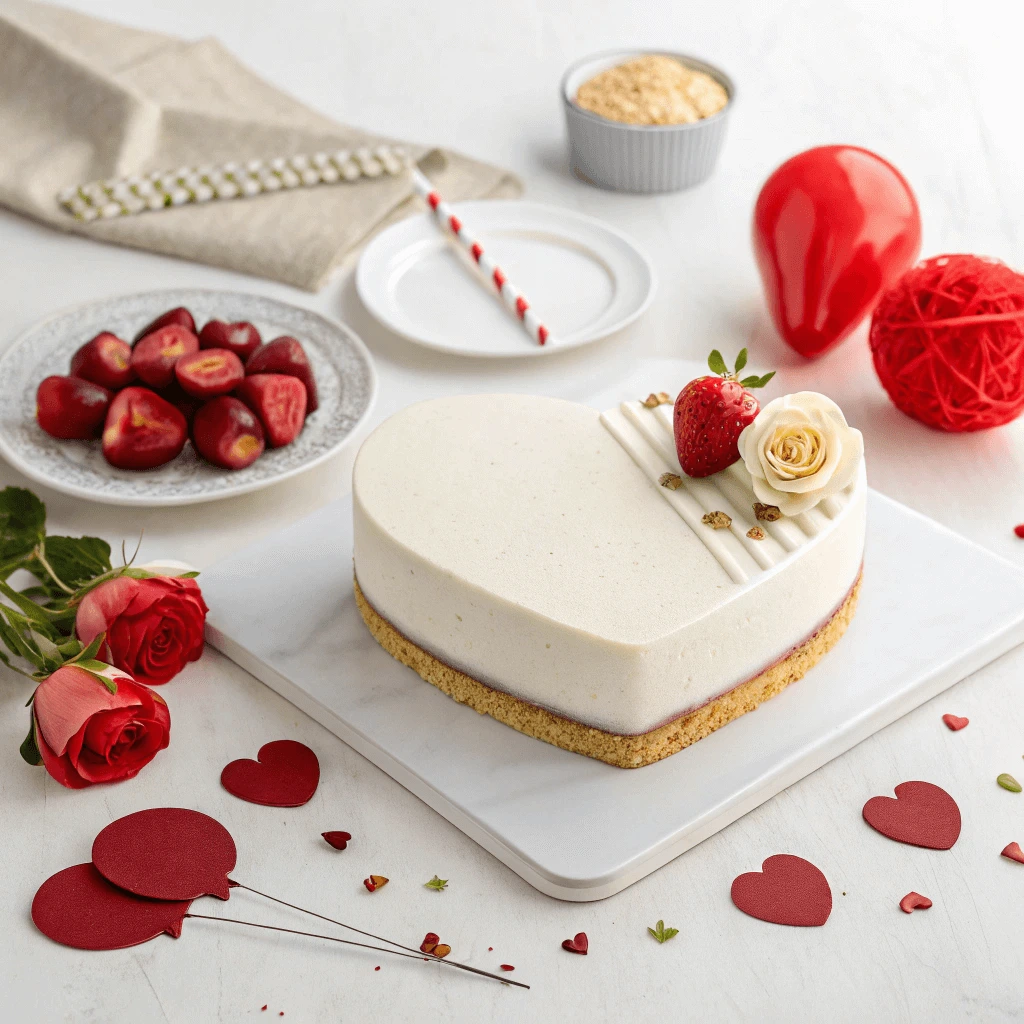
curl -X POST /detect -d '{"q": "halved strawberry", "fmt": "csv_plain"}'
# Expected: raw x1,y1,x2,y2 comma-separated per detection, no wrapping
235,374,306,447
102,387,188,470
131,325,199,389
70,332,135,390
175,348,244,399
133,306,196,344
198,320,262,361
36,376,112,439
245,336,318,413
673,350,775,477
192,396,265,470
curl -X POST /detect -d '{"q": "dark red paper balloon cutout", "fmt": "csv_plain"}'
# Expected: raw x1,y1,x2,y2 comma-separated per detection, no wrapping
32,863,191,950
730,854,832,927
92,807,237,901
862,781,961,850
220,739,320,807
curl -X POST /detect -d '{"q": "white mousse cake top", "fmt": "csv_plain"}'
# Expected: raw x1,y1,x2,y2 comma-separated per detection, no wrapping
352,393,865,735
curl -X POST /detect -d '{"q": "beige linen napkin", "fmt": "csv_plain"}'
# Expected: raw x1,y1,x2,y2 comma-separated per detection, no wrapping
0,0,521,290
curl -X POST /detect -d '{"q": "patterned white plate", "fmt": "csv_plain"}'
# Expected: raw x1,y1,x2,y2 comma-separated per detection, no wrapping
0,289,377,507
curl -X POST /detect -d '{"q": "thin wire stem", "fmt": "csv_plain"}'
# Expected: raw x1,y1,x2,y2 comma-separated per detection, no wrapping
229,880,527,990
185,913,528,990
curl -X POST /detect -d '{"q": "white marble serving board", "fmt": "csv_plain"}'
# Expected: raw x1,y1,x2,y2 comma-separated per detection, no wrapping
202,486,1024,901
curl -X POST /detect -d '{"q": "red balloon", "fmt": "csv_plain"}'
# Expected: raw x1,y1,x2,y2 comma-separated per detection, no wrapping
753,145,921,358
92,807,237,901
862,781,961,850
221,739,320,807
32,863,191,950
730,854,832,927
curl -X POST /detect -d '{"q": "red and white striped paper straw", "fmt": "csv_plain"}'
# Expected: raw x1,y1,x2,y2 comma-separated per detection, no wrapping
409,167,556,347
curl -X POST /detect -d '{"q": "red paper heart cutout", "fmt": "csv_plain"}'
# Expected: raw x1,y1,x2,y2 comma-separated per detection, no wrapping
322,831,351,850
730,854,832,927
221,739,320,807
899,891,932,913
862,781,961,850
753,145,921,358
92,807,237,901
561,932,588,954
1001,842,1024,865
942,714,969,731
33,863,191,950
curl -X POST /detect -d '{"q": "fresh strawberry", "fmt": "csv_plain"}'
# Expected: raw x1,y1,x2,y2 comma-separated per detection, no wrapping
70,332,135,390
235,374,306,447
198,320,262,361
673,349,775,477
131,324,199,389
102,387,188,470
36,376,112,439
192,396,265,470
175,348,245,399
245,336,318,413
133,306,196,345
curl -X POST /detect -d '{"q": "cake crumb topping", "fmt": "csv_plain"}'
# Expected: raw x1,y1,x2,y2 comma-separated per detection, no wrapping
746,526,765,540
753,502,783,521
642,392,673,408
702,510,732,529
659,472,683,490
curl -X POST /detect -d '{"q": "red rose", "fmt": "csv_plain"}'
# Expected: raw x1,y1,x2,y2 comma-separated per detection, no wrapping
76,575,208,685
32,664,170,788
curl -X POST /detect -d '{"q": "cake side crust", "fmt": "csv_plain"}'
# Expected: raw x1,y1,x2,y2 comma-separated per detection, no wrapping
353,574,862,769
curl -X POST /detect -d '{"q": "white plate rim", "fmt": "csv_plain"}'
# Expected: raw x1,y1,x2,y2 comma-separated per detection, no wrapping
0,288,378,507
356,200,657,358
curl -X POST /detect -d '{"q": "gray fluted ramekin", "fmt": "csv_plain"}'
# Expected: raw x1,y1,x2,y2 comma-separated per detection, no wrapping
562,50,735,193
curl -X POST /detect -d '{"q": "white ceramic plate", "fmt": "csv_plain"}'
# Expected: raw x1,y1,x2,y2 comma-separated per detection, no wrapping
0,289,377,507
356,200,655,357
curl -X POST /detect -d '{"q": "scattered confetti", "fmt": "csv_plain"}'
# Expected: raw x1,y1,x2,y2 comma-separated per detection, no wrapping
362,875,389,892
997,773,1022,793
374,966,380,971
420,932,451,957
862,781,961,850
730,854,832,927
647,919,679,944
1014,524,1024,539
1000,842,1024,864
941,714,969,731
321,831,352,850
561,932,588,955
500,964,515,971
423,875,449,892
899,892,932,914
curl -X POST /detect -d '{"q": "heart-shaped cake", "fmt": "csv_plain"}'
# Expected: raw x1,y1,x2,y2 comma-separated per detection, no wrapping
352,391,865,767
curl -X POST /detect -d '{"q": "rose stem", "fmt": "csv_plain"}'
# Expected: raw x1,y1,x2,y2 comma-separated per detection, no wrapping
227,881,528,990
185,913,529,989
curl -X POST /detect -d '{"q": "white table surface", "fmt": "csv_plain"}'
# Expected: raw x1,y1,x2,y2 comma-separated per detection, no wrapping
2,1,1023,1021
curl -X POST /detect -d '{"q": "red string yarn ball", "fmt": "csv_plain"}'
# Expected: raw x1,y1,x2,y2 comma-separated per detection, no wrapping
869,254,1024,432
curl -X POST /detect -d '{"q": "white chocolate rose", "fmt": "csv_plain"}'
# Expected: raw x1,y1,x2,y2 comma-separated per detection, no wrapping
737,392,863,516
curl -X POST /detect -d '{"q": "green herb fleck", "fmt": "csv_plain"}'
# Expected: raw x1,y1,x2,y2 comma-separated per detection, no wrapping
647,919,679,944
423,875,448,892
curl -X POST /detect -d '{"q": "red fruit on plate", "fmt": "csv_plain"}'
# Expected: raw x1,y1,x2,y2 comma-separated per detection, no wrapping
70,332,135,390
674,349,775,477
175,348,245,399
132,325,200,389
133,306,196,344
753,145,921,358
192,396,265,470
157,380,203,425
198,320,262,361
236,374,307,447
102,387,188,470
36,376,112,439
246,336,318,413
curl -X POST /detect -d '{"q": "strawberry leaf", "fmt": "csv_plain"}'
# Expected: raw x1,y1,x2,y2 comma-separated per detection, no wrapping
707,350,728,376
734,348,748,373
757,371,776,387
739,375,762,387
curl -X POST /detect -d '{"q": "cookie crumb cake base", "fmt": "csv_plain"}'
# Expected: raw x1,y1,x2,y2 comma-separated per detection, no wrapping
355,574,860,769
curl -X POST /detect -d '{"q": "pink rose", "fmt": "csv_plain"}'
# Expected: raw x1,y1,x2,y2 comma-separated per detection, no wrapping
32,664,170,789
76,575,208,685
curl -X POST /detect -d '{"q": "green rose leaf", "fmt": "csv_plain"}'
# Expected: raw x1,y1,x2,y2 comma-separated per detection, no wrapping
20,717,42,766
31,535,113,594
0,487,46,577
